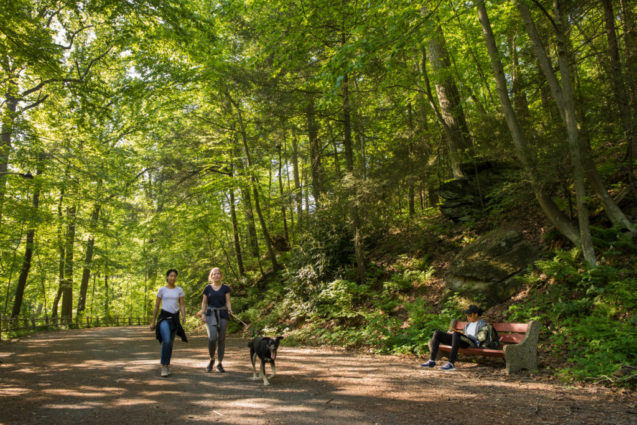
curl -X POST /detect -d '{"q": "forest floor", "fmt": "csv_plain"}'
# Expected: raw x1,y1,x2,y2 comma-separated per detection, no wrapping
0,326,634,425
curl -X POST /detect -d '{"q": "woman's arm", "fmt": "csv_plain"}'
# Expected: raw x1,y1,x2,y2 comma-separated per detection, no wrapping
199,294,207,323
179,296,186,319
150,297,161,330
226,292,232,316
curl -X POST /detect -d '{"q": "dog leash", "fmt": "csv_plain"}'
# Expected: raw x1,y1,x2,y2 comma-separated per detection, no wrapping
230,312,249,328
230,312,256,337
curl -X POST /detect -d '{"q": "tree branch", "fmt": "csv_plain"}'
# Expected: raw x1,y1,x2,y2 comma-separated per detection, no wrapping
79,47,113,80
18,94,49,113
530,0,559,33
55,25,93,50
19,46,112,98
20,77,80,97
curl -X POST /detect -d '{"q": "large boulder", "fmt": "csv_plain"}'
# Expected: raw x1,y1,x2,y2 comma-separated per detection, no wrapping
439,179,480,222
446,228,537,305
438,161,518,222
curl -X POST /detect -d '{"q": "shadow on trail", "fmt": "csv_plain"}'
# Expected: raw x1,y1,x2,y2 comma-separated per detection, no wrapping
0,327,632,425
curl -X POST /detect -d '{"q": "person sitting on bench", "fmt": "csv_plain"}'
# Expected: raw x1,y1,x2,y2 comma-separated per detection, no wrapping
420,304,486,371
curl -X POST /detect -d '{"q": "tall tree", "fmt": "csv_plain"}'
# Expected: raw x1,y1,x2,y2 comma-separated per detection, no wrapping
60,204,77,320
11,153,43,317
516,0,633,236
424,11,472,177
226,91,279,272
475,0,584,258
77,203,100,316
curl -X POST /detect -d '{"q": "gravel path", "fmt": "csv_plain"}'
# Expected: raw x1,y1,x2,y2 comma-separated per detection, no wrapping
0,327,634,424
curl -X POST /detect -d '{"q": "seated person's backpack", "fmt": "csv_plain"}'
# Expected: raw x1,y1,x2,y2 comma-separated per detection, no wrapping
479,323,502,349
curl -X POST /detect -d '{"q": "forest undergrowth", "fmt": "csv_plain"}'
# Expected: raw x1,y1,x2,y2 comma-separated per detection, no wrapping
220,210,637,389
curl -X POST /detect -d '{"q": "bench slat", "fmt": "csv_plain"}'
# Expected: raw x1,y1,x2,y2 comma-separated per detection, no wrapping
454,321,529,333
494,323,529,333
438,345,505,358
500,333,524,344
437,333,522,347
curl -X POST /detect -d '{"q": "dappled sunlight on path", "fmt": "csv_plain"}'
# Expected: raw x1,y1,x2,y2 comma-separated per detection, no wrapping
0,327,634,424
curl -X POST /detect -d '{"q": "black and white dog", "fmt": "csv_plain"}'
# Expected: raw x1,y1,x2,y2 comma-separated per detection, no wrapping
248,336,283,386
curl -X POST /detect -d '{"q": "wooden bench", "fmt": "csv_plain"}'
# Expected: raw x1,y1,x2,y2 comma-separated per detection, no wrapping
430,319,540,374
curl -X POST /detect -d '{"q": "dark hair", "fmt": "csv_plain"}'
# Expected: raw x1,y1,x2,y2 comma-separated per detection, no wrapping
166,269,178,277
463,304,483,316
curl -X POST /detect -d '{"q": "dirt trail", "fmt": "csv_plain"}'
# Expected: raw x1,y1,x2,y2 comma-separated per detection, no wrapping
0,327,634,424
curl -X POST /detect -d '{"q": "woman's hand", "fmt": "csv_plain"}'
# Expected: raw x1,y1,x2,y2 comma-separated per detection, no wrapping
150,322,156,331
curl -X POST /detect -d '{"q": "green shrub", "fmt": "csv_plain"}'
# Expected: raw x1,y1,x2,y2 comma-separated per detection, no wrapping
505,249,636,386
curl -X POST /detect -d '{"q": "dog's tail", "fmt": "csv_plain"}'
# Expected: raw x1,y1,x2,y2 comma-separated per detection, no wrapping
248,340,254,349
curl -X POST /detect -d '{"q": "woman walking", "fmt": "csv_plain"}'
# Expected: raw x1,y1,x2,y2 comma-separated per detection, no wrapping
198,267,232,373
150,269,187,377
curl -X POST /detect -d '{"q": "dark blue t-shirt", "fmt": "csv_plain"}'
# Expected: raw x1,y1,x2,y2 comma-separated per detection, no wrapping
203,284,231,319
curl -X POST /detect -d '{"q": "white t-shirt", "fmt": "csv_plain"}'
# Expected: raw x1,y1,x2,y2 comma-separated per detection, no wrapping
465,321,479,338
157,286,185,314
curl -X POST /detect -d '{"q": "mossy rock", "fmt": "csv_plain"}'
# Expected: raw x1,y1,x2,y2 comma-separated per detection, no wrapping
438,160,517,222
446,228,537,304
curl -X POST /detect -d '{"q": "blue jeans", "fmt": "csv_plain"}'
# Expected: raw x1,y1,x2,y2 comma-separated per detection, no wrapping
159,319,176,365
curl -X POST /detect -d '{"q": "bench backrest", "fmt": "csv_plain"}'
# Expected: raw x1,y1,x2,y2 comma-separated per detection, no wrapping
454,321,528,344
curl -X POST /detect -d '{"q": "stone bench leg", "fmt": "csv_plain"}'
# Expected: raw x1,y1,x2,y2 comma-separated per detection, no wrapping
503,320,540,374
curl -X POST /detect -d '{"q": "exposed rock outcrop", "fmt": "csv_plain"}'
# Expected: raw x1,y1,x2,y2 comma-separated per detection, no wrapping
446,228,537,305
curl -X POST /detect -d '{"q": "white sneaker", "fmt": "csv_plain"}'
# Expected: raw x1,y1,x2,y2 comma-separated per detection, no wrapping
161,366,170,377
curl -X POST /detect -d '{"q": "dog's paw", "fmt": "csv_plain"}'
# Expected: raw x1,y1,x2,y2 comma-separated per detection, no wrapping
263,381,271,386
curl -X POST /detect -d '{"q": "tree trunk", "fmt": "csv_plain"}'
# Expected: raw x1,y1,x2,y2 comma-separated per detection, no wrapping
229,187,245,276
252,181,278,271
241,187,260,257
604,0,637,184
304,165,310,217
426,23,471,177
328,121,341,180
428,185,438,208
227,92,279,271
342,73,355,172
603,0,631,142
51,186,66,318
351,80,368,179
407,103,416,217
38,255,49,317
61,205,77,320
11,158,43,317
620,0,637,168
277,143,289,242
420,48,460,178
476,0,582,251
77,203,100,315
342,72,366,283
0,86,17,224
517,0,633,234
307,97,323,206
508,32,530,127
231,138,258,261
51,286,62,318
104,273,109,316
291,130,303,229
558,0,633,233
552,0,596,264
